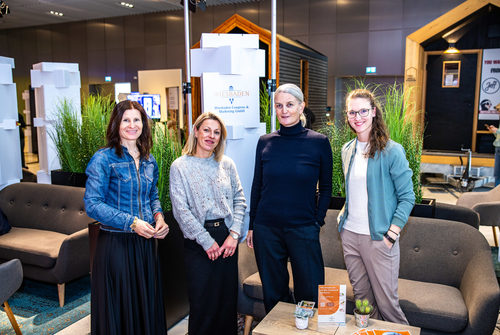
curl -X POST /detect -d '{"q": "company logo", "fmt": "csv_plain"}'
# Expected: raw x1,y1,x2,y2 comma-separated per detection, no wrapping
482,77,500,94
215,86,250,105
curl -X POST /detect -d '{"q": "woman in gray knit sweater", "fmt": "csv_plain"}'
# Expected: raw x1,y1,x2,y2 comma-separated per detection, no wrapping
169,112,247,335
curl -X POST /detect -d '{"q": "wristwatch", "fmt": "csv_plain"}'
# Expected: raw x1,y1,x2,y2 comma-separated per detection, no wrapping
229,231,240,240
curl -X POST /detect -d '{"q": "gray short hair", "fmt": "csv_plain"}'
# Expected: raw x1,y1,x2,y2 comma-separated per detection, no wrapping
275,83,306,127
275,83,304,103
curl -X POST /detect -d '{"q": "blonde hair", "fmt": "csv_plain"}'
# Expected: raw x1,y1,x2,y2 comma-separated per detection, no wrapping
275,83,307,127
182,112,227,162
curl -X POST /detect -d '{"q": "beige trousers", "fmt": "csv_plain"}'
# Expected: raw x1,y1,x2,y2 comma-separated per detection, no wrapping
341,229,408,325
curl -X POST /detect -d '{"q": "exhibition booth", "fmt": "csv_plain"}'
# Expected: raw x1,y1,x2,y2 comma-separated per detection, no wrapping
0,0,500,334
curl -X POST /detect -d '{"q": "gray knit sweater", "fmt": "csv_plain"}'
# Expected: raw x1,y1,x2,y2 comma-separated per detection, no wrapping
169,154,247,250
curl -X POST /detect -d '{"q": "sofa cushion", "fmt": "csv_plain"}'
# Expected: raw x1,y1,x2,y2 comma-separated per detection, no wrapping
0,227,66,268
398,278,467,332
243,270,294,301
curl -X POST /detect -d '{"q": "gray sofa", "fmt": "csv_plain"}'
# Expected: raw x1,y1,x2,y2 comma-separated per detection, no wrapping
0,182,93,307
238,209,500,335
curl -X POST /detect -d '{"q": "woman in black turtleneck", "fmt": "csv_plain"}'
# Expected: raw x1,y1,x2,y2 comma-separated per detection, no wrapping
247,83,333,313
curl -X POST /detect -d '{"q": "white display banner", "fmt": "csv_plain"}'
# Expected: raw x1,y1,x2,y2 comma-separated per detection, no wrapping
201,72,260,127
479,49,500,120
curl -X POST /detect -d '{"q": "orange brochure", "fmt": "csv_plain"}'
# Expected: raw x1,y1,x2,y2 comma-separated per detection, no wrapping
373,331,411,335
318,284,346,323
352,329,412,335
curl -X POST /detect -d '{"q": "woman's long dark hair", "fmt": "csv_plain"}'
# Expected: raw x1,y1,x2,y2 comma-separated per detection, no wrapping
346,89,389,158
106,100,152,159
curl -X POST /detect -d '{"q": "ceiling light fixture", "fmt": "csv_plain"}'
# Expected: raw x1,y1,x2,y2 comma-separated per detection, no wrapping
120,2,134,8
444,43,460,54
49,10,64,17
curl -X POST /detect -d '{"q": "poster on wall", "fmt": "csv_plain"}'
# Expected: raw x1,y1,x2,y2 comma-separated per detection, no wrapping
479,48,500,120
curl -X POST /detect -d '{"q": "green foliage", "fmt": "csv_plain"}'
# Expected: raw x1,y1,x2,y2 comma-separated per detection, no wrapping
80,94,114,169
151,123,182,211
382,83,423,203
50,100,83,172
259,85,280,133
50,95,113,173
355,299,373,315
318,122,355,197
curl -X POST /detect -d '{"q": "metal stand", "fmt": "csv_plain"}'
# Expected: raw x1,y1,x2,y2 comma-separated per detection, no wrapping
183,2,193,131
270,0,277,132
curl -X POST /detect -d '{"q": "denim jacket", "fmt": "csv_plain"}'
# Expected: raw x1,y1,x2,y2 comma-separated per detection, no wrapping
84,146,163,232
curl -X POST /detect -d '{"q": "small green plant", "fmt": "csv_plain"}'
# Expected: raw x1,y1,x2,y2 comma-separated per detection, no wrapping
355,299,373,315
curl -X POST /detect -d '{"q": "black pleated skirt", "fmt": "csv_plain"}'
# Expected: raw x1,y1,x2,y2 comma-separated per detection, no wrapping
184,225,238,335
91,229,167,335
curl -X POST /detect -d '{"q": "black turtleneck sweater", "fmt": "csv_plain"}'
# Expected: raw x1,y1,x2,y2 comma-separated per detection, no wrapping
249,122,333,229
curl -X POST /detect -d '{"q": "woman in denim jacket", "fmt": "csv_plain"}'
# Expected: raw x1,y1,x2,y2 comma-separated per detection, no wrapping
84,100,169,335
338,89,415,324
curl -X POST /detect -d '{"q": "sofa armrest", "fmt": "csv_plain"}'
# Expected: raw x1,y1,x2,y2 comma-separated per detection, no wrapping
472,202,500,227
52,228,90,283
237,243,266,319
459,248,500,335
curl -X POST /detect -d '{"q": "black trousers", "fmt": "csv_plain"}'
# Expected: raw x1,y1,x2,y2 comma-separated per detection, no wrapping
184,224,238,335
253,223,325,313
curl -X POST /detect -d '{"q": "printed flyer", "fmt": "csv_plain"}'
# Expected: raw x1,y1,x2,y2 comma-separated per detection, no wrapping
351,329,412,335
318,285,346,323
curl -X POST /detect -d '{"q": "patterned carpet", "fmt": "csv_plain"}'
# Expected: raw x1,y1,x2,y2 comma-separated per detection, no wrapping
0,276,90,335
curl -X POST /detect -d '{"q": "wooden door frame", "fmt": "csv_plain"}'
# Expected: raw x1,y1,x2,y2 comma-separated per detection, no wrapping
422,49,482,151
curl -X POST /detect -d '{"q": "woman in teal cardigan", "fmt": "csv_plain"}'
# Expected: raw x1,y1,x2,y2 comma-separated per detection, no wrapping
337,89,415,324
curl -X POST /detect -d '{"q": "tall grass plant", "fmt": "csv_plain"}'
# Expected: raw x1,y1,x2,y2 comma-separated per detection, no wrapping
50,95,113,173
151,123,182,211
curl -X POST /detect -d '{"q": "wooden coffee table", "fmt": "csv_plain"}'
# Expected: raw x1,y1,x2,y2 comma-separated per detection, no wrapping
252,302,421,335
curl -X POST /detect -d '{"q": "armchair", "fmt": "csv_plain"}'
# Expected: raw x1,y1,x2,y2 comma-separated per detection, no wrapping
0,259,23,335
456,185,500,245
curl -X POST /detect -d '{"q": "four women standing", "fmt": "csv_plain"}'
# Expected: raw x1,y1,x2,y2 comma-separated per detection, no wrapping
337,89,415,324
85,85,416,331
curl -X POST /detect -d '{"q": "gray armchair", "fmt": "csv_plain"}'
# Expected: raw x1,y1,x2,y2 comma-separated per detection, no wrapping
456,185,500,245
0,259,23,335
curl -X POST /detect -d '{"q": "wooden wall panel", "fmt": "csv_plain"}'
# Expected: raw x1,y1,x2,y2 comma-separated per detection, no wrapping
124,15,145,49
145,12,167,46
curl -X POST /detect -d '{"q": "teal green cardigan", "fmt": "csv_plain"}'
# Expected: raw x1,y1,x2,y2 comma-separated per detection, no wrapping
337,138,415,240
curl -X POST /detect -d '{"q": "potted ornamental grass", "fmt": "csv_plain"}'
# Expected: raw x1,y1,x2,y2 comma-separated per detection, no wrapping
353,299,374,328
50,94,114,187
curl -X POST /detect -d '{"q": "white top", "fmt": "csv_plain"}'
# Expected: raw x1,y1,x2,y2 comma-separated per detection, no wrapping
344,141,370,235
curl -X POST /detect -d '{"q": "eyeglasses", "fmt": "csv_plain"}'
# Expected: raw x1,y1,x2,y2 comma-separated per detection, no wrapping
347,108,372,119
